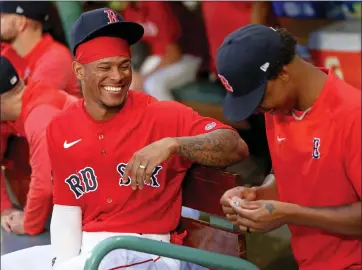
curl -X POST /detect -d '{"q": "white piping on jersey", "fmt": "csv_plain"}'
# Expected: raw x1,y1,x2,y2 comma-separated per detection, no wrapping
291,107,312,121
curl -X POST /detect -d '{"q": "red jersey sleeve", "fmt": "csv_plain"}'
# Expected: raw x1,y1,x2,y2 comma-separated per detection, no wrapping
46,117,80,207
23,105,62,235
345,109,361,199
32,50,79,98
172,102,235,137
1,174,13,212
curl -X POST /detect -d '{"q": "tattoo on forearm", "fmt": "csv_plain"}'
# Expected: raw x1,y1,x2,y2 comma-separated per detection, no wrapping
176,129,243,166
265,203,276,214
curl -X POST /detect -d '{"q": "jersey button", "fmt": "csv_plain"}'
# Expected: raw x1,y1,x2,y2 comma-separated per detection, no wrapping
107,198,112,203
99,134,104,140
101,150,106,156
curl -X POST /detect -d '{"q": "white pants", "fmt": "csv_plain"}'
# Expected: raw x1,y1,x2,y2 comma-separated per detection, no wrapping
140,54,202,101
1,233,180,270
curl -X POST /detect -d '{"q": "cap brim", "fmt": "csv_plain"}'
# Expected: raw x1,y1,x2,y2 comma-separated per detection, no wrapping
73,21,144,54
223,80,266,122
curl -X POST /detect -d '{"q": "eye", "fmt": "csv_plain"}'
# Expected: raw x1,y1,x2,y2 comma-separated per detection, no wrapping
120,64,130,71
98,66,110,71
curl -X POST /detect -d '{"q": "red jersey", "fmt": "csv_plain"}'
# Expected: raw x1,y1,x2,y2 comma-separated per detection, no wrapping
123,2,208,63
47,91,233,234
11,80,77,235
202,2,278,72
1,44,31,80
24,34,80,97
265,70,361,270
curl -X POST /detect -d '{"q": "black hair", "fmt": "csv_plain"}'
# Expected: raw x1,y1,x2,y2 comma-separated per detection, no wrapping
268,28,297,80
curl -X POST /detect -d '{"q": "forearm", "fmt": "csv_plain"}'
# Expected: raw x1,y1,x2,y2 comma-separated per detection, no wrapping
51,205,82,268
250,2,270,24
23,176,53,235
286,202,362,236
174,129,248,167
255,173,279,201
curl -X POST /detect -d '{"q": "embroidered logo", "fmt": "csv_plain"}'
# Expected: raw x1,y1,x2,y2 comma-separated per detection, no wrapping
205,122,216,131
312,138,321,159
218,74,233,93
104,10,119,24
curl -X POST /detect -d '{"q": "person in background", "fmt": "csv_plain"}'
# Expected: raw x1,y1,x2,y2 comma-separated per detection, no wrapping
0,51,77,235
202,2,277,73
0,1,81,97
122,2,209,101
202,2,277,176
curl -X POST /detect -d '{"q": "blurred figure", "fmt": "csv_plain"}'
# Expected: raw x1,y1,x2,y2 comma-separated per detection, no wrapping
0,1,81,97
202,2,277,72
123,2,209,100
0,49,77,235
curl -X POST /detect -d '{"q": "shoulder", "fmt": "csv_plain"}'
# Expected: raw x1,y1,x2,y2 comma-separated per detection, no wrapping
47,99,83,134
327,73,361,121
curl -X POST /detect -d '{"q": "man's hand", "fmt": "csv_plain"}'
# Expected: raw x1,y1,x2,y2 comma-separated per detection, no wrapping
220,186,257,223
229,197,289,233
1,208,21,233
9,210,26,235
124,137,178,190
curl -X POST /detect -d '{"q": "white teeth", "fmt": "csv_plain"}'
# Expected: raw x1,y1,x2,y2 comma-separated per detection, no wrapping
104,86,122,92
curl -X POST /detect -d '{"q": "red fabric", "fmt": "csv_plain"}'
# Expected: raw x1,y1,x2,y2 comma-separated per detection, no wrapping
75,37,131,64
24,34,80,97
0,122,19,212
123,3,181,55
11,80,77,235
265,69,361,270
202,2,253,72
47,91,234,233
1,44,31,80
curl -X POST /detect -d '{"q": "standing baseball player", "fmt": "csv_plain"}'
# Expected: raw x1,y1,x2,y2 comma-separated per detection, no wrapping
0,52,77,236
217,25,361,270
1,8,248,270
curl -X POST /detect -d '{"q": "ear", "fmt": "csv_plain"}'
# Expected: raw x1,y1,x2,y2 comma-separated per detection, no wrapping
17,15,28,32
278,65,290,82
72,61,85,80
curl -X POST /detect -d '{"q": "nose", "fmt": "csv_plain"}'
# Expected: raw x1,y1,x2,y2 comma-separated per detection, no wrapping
108,67,124,82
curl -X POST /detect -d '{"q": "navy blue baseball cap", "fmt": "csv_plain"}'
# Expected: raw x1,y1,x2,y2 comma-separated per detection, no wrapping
216,24,284,121
0,56,20,95
0,1,50,23
71,8,144,55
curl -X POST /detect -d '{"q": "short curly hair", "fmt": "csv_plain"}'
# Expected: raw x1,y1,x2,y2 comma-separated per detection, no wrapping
267,28,297,80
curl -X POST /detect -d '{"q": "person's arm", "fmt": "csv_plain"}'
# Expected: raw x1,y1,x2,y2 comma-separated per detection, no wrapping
32,51,80,98
255,170,279,201
1,173,13,213
23,105,61,235
284,202,361,236
51,205,82,268
46,117,83,265
174,129,248,167
250,2,271,24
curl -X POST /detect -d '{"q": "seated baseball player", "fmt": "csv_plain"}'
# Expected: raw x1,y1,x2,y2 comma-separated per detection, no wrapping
1,8,248,270
0,50,77,237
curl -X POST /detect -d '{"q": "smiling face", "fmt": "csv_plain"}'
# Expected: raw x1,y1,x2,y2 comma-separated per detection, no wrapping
73,56,132,109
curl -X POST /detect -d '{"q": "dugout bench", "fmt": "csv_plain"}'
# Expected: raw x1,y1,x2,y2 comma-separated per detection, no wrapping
2,136,258,269
84,165,259,270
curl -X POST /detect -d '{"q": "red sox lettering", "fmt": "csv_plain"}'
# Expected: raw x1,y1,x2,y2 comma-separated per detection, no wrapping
104,9,119,24
65,163,162,199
